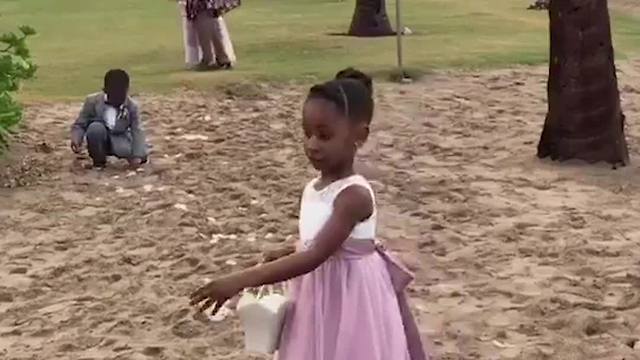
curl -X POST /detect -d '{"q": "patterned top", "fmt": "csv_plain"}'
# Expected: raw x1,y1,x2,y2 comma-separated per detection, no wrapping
185,0,241,20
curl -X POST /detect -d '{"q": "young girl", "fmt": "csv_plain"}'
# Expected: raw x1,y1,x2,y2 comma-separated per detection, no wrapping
190,71,428,360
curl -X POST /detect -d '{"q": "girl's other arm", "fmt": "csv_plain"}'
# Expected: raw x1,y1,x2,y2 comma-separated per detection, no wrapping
262,244,296,263
190,185,373,313
262,188,304,262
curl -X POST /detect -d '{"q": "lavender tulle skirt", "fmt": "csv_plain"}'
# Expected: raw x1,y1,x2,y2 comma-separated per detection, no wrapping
276,239,429,360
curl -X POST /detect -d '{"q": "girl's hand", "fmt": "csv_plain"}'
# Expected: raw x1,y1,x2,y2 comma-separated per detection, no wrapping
189,277,243,315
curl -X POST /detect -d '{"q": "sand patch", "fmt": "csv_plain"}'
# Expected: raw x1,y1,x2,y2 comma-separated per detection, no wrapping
1,60,640,359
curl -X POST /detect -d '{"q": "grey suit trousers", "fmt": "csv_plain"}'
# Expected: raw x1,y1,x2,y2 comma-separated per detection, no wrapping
86,122,147,165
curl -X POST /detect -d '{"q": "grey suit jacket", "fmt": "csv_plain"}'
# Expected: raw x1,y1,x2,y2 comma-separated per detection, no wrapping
70,92,147,158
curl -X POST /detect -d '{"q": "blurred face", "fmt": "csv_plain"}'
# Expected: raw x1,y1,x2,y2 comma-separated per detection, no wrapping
302,98,357,173
104,85,128,107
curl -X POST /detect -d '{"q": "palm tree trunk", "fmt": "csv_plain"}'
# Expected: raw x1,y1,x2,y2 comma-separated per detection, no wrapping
537,0,629,165
348,0,395,37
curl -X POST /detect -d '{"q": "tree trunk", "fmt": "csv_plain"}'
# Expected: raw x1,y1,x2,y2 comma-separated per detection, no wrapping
348,0,395,37
537,0,629,165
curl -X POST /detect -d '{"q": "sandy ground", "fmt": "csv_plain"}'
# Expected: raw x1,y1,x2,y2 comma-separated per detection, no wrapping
611,0,640,15
2,57,640,360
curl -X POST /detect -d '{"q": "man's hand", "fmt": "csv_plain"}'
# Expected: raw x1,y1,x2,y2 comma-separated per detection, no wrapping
128,158,142,169
70,140,82,154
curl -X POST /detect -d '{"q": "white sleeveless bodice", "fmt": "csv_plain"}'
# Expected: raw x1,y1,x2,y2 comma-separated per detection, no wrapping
298,175,377,249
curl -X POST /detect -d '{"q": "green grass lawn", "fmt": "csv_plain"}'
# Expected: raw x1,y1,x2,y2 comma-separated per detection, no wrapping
1,0,640,100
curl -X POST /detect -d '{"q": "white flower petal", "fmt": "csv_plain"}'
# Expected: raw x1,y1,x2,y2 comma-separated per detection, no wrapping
174,203,188,211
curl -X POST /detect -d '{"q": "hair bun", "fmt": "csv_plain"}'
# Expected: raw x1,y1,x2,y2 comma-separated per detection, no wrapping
335,67,373,95
307,74,375,124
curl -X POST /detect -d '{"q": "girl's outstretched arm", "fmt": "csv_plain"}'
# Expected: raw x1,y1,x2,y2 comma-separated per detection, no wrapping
261,187,304,262
190,185,373,314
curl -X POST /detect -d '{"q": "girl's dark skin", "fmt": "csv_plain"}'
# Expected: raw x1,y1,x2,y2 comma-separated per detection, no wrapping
190,97,373,315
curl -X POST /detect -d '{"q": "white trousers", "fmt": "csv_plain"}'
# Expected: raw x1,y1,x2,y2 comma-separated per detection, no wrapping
178,2,236,65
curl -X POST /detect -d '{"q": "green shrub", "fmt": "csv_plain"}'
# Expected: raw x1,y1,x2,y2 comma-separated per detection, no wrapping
0,26,37,153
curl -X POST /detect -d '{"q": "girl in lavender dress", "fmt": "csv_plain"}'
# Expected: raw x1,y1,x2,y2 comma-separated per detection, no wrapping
190,70,429,360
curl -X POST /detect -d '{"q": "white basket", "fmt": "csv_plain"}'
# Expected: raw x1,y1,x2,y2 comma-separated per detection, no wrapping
236,285,289,355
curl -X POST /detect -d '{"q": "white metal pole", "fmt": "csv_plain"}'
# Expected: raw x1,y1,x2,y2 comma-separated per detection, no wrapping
395,0,405,78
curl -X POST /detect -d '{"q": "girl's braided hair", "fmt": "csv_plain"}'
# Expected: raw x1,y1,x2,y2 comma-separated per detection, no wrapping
307,68,374,124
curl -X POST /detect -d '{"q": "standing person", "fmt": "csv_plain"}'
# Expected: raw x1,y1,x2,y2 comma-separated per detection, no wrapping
189,71,429,360
70,69,148,170
178,0,200,67
185,0,240,71
177,0,236,68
